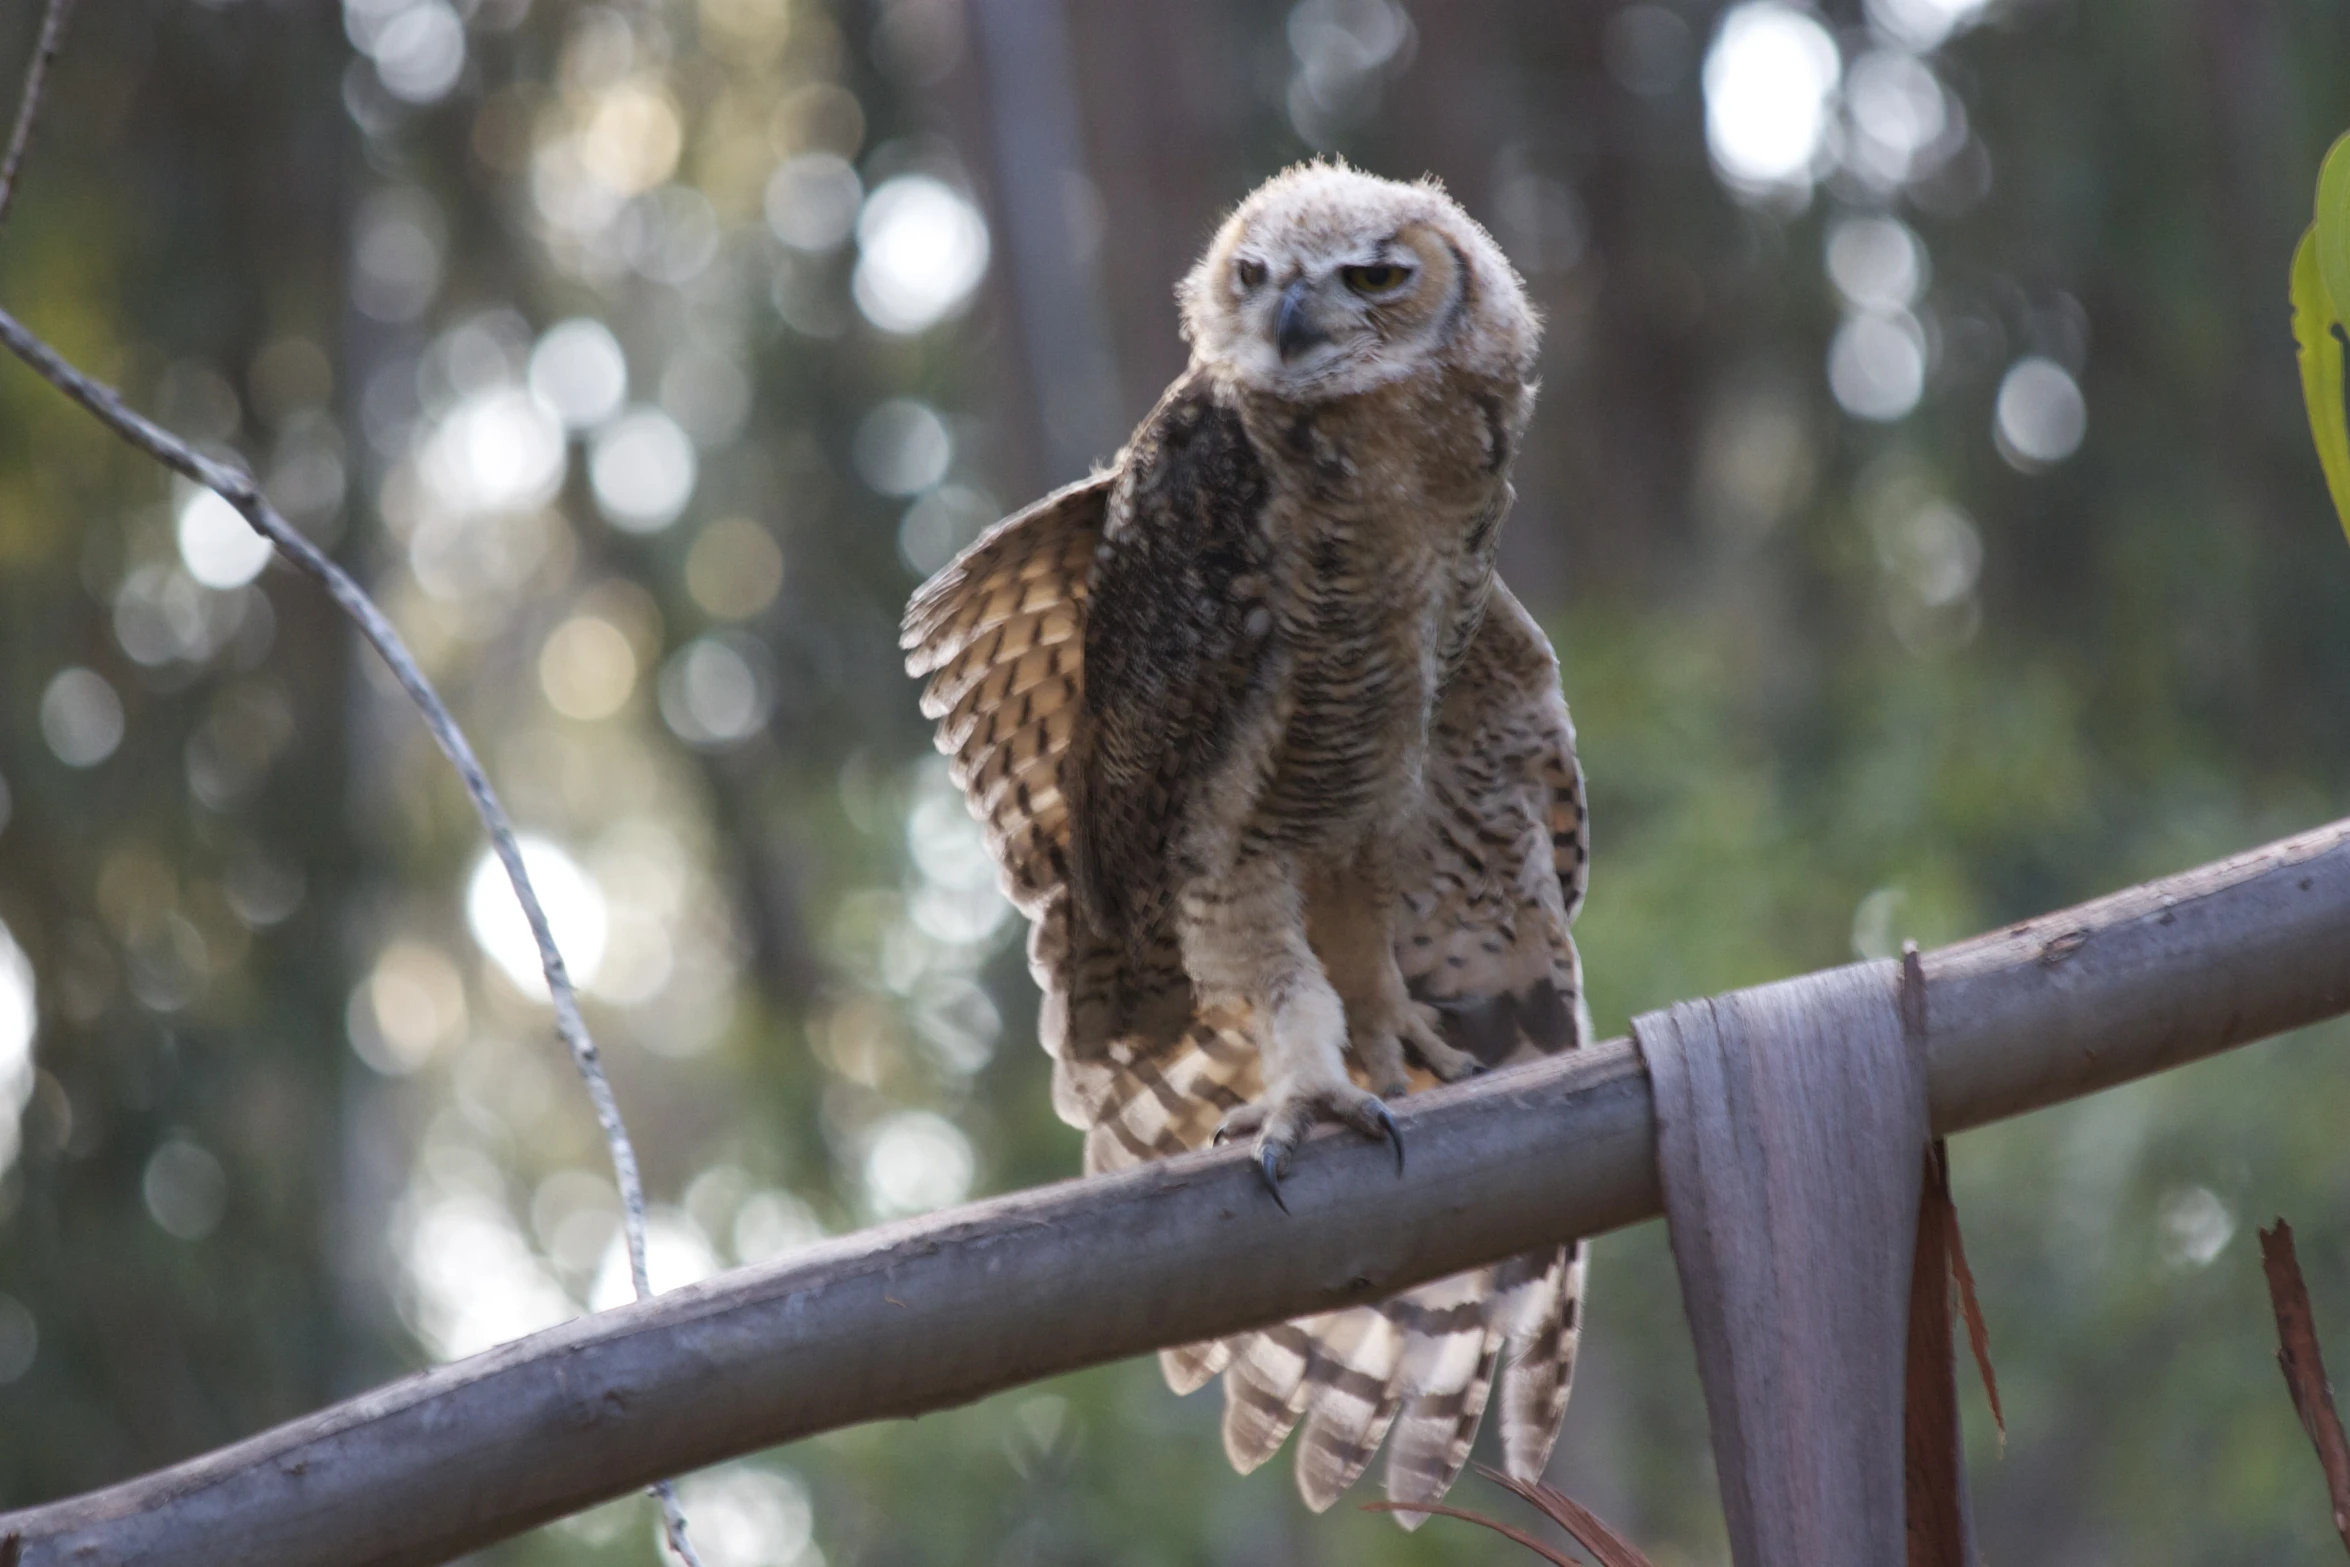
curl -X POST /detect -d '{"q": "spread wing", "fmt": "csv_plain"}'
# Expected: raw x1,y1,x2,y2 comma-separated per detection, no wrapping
903,460,1590,1518
902,472,1108,918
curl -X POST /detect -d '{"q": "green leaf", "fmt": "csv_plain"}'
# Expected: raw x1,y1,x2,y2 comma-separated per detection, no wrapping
2291,224,2350,544
2317,131,2350,329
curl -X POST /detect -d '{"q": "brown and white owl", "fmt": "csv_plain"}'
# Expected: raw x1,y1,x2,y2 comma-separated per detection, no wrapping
901,162,1590,1518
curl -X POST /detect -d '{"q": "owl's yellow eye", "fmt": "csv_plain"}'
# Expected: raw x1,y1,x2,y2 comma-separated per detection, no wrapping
1234,258,1269,290
1342,263,1412,296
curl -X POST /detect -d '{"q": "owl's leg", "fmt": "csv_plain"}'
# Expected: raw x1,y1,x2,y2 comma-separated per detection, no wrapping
1310,859,1484,1089
1181,852,1403,1203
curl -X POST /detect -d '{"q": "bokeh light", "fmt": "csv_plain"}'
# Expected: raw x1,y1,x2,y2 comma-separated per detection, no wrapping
1827,309,1927,421
589,1208,719,1309
142,1137,228,1241
684,517,785,620
1843,50,1957,189
39,667,124,768
853,399,953,497
539,614,639,721
1825,216,1926,313
0,918,34,1182
663,1466,820,1567
1703,2,1841,199
465,837,609,998
863,1110,975,1218
418,385,568,519
657,635,773,747
400,1169,577,1360
589,407,697,532
351,187,445,323
528,318,629,431
852,176,990,334
176,486,273,590
1994,355,2087,468
897,483,997,577
370,0,466,105
764,154,863,252
348,940,470,1076
1863,0,1991,53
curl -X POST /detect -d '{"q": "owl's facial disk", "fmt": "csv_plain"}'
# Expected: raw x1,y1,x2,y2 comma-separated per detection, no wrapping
1215,221,1463,393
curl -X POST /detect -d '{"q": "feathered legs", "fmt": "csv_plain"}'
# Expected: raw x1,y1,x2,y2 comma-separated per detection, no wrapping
1183,850,1401,1202
1310,850,1485,1091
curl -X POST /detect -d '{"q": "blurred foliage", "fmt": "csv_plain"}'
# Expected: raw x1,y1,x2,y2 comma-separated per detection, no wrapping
2292,131,2350,543
2,2,2350,1565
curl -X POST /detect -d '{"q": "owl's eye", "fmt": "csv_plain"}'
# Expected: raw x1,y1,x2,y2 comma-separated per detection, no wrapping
1342,263,1413,296
1234,258,1269,291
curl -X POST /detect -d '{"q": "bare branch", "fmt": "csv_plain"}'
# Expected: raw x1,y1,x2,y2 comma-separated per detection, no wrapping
0,0,75,238
5,813,2349,1567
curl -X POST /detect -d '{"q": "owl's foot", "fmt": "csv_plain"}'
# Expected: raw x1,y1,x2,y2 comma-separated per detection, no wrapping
1216,1082,1404,1209
1394,998,1485,1084
1351,994,1485,1091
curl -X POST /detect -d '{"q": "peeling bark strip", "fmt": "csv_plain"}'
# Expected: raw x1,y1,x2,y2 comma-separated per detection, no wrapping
4,818,2350,1566
1640,964,1930,1567
1905,1144,1972,1567
2259,1221,2350,1554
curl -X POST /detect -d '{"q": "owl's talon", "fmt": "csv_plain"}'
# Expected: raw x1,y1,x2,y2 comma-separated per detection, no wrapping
1258,1146,1292,1211
1372,1102,1405,1174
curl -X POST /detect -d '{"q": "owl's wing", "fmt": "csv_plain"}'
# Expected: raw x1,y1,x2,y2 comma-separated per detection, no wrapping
902,473,1109,918
1378,579,1590,1510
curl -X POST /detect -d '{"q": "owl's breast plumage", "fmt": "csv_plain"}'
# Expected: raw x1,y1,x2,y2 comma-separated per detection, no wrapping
1231,370,1522,852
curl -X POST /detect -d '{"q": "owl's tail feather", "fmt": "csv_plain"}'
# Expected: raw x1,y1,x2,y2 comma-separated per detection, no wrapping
1159,1339,1230,1393
1053,930,1583,1520
1497,1239,1585,1482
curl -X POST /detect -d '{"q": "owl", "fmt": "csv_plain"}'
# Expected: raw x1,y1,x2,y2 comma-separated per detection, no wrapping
901,163,1590,1517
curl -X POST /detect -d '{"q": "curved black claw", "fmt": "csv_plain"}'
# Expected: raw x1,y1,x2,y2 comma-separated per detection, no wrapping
1211,1124,1231,1147
1373,1103,1405,1175
1257,1146,1291,1213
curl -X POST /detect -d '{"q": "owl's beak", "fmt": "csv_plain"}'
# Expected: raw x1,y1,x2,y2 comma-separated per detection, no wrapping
1275,279,1329,362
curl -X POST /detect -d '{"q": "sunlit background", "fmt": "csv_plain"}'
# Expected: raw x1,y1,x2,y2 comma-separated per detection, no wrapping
2,1,2349,1562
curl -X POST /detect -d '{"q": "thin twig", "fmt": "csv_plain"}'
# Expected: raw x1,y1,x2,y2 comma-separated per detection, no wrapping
0,34,703,1540
0,0,74,238
0,304,707,1563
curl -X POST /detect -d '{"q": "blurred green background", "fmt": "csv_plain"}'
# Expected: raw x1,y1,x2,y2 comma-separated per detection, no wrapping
3,0,2349,1561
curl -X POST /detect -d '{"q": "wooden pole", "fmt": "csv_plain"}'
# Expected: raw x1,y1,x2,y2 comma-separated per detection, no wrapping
5,817,2348,1567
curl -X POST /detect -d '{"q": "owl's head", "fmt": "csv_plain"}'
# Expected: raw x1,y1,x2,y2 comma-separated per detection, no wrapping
1179,162,1537,400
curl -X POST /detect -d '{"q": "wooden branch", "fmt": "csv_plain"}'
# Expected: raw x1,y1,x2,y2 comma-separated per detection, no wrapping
5,817,2350,1566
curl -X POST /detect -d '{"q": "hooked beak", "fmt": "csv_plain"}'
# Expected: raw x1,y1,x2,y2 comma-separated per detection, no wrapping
1275,278,1328,363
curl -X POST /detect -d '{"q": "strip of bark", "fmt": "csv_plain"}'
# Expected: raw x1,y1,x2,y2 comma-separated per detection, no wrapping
2261,1220,2350,1554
